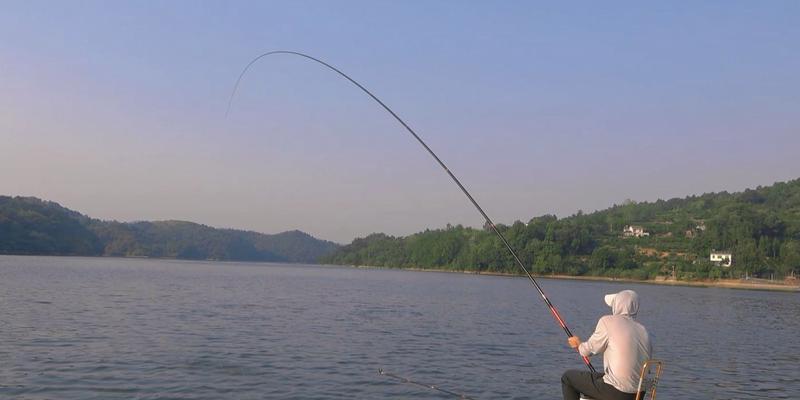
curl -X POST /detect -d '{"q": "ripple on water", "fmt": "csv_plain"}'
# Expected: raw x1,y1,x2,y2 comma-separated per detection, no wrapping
0,256,798,399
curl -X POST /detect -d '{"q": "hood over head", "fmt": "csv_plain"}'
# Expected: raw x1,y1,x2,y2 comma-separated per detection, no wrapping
604,290,639,317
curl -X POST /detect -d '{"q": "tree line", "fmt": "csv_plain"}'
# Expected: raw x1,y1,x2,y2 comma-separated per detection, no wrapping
322,178,800,281
0,196,339,263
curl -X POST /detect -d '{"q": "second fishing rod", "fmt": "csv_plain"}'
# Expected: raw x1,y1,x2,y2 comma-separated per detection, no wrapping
228,50,596,374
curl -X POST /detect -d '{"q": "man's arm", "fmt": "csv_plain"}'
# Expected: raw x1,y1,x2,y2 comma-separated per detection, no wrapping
567,318,609,357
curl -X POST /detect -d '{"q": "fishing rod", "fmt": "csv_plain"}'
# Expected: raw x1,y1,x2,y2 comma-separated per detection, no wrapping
226,50,596,373
378,369,475,399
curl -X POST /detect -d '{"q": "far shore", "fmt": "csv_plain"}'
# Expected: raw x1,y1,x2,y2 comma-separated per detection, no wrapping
348,264,800,292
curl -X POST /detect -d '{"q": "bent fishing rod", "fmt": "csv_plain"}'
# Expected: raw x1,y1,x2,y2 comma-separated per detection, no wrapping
227,50,596,374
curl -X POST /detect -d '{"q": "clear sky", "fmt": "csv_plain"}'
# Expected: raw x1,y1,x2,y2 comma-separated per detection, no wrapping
1,1,798,243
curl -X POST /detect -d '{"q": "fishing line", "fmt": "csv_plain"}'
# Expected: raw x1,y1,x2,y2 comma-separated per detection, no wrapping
378,369,475,399
226,51,597,374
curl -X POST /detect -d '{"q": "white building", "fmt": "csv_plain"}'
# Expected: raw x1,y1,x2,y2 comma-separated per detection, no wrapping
710,251,732,267
623,225,650,238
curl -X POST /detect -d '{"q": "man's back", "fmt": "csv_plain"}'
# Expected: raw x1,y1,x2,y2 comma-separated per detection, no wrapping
592,314,651,393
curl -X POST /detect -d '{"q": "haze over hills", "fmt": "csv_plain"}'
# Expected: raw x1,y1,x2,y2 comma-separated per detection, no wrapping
0,196,339,263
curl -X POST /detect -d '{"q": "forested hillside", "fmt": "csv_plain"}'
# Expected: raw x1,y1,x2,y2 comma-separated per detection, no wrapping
323,179,800,280
0,197,339,263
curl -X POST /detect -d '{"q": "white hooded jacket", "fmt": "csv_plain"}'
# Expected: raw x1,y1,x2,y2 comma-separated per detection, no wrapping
578,290,652,393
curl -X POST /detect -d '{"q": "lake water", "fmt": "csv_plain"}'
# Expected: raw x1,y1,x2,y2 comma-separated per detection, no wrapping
0,256,798,399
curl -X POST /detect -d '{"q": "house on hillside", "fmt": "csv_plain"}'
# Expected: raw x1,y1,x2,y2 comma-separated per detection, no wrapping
710,251,732,267
623,225,650,238
686,221,707,238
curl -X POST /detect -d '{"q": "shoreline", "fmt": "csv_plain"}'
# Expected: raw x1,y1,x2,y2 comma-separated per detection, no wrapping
2,254,796,292
349,264,800,292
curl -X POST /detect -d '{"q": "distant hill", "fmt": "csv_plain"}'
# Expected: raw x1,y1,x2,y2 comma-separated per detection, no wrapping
0,196,339,263
322,178,800,280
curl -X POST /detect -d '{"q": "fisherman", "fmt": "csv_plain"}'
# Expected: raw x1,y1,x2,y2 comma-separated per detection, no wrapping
561,290,652,400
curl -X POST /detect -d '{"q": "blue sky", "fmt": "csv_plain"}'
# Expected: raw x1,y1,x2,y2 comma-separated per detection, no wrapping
1,1,798,243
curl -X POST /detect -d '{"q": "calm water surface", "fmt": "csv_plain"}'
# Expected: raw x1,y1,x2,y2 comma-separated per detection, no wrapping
0,256,798,399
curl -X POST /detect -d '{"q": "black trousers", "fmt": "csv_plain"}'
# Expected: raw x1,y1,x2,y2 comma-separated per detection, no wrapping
561,370,640,400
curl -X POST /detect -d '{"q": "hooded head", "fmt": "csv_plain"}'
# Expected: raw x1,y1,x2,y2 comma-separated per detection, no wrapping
604,289,639,318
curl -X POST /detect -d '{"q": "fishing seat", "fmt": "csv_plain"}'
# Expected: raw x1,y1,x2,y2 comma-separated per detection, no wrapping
579,359,663,400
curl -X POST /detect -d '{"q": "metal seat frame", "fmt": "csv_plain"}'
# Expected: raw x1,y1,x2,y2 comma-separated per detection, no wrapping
635,359,663,400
